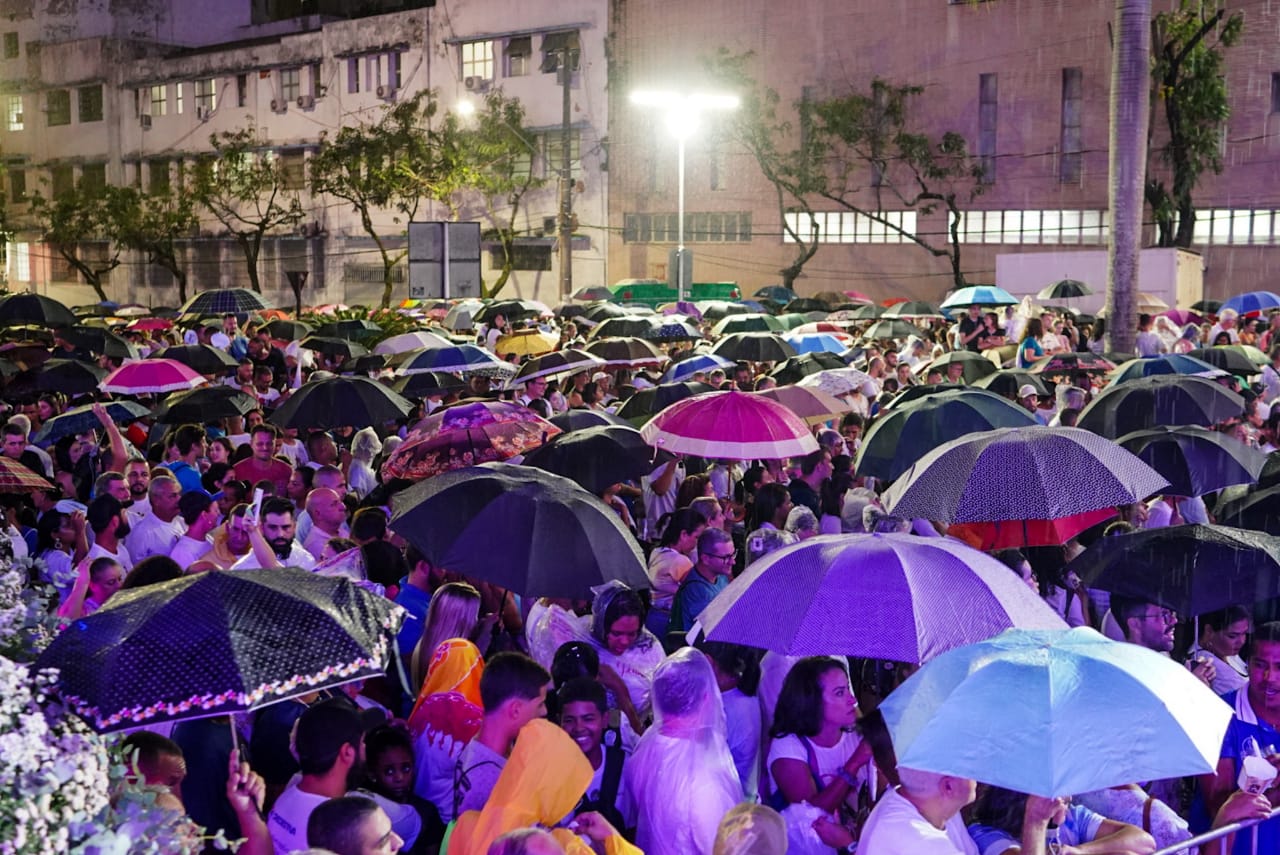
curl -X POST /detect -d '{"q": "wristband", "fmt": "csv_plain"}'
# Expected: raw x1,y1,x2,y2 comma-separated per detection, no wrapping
837,768,858,788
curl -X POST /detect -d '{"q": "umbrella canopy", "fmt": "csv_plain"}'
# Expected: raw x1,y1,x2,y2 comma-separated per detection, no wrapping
1029,352,1116,375
393,345,517,380
643,319,702,342
925,350,998,383
1218,485,1280,535
389,462,649,598
373,330,453,355
698,300,751,321
390,371,466,399
856,389,1037,482
494,328,559,357
591,316,661,340
101,359,206,395
1107,354,1219,384
1192,299,1223,313
35,358,107,394
795,366,876,397
297,335,369,361
269,376,412,430
940,285,1018,309
769,352,848,386
154,385,261,424
315,319,383,341
381,401,559,481
948,508,1119,551
180,288,270,316
972,370,1051,401
152,344,240,375
640,390,819,459
883,301,944,319
1161,309,1203,328
711,332,797,363
475,299,549,324
615,381,716,423
1037,279,1093,300
782,333,848,355
663,353,734,383
125,317,173,332
880,627,1232,797
755,285,797,303
862,319,922,341
584,337,664,368
0,293,77,327
0,455,54,493
700,533,1066,661
1116,425,1266,497
263,319,314,341
840,304,885,321
35,568,402,732
1188,346,1264,374
572,286,615,301
783,298,830,314
345,353,388,375
65,325,138,360
34,401,150,444
523,425,661,493
547,410,633,433
1221,290,1280,318
887,383,966,408
754,385,852,425
712,314,784,336
579,302,632,326
883,426,1169,523
1067,524,1280,617
511,349,605,385
443,300,485,330
1077,374,1245,439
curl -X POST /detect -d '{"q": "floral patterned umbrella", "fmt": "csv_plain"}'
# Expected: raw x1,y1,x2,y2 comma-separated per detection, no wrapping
381,401,561,481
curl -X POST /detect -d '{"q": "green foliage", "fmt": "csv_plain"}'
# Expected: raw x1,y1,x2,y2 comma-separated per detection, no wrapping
27,180,133,303
296,305,428,345
1146,0,1242,247
114,184,199,303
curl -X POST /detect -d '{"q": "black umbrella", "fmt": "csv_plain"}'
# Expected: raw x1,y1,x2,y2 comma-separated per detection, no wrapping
615,381,715,423
584,337,664,367
1188,347,1260,375
35,359,107,394
591,316,660,340
390,371,466,399
152,344,239,375
509,349,604,385
1116,425,1267,497
1066,524,1280,617
1037,279,1093,300
66,325,138,360
925,350,998,383
580,302,632,325
699,301,751,322
887,383,968,408
1258,452,1280,491
1191,300,1223,314
389,462,648,599
547,410,633,433
862,319,922,341
784,298,830,314
973,370,1052,401
642,320,702,342
1030,353,1116,375
846,304,885,320
769,352,847,386
300,336,370,360
34,401,151,444
316,319,383,341
1077,374,1245,439
710,332,797,363
263,319,314,341
1218,486,1280,535
269,376,412,429
154,385,261,424
883,301,945,319
0,293,77,327
474,300,547,324
35,568,402,733
523,425,660,493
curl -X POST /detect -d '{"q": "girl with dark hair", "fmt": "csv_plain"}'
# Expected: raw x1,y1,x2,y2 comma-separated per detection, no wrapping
588,582,660,734
751,482,793,532
1189,603,1251,695
700,640,763,799
645,507,706,635
1017,317,1046,369
969,786,1154,855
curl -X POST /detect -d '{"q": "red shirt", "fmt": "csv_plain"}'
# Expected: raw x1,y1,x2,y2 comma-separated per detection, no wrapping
233,456,294,495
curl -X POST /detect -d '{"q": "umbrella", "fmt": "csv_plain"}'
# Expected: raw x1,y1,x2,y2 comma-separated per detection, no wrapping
698,301,751,321
1161,309,1203,328
548,410,633,433
887,383,966,408
443,300,485,330
1067,524,1280,617
855,389,1037,482
782,333,847,355
299,336,370,360
475,300,549,324
65,326,138,360
640,390,819,459
1037,279,1094,300
494,329,559,357
1221,291,1280,318
373,330,453,355
795,367,875,397
270,376,412,430
381,400,559,481
346,353,388,374
1219,486,1280,535
572,286,615,301
769,353,850,386
511,349,605,384
711,332,797,363
662,353,734,383
783,298,830,314
35,568,402,732
1107,354,1220,385
153,385,261,424
1192,299,1223,313
712,314,785,336
883,301,944,319
523,425,661,493
791,322,851,337
101,359,206,395
0,293,77,327
34,401,151,444
124,317,173,332
643,320,702,342
700,533,1065,661
579,302,632,326
152,344,240,375
35,358,107,394
940,285,1019,309
1188,346,1263,374
754,385,851,425
0,455,55,494
263,319,313,341
388,462,648,598
1116,425,1265,497
862,319,922,341
179,288,271,316
1078,374,1245,439
390,371,466,399
880,627,1231,798
839,304,884,321
393,345,517,380
584,337,665,368
948,508,1120,551
591,316,661,340
972,370,1051,400
1029,353,1116,375
615,381,716,423
925,350,998,383
754,286,797,303
883,426,1169,523
315,319,382,341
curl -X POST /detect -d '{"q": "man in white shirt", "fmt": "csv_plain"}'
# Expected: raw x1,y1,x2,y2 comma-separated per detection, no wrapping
1208,308,1240,345
1135,314,1166,357
301,488,350,558
126,475,188,562
231,497,316,571
123,459,153,524
169,491,221,569
84,494,134,573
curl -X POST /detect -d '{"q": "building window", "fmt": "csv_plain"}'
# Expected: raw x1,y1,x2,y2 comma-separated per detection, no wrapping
148,159,170,194
541,31,581,74
489,243,553,271
460,41,493,81
504,37,531,77
978,72,998,183
50,164,74,198
388,53,401,90
78,85,103,123
3,32,17,59
12,242,29,280
149,84,167,116
6,95,22,131
46,89,71,126
1188,209,1280,245
781,211,918,244
195,78,216,112
543,129,582,179
280,68,300,103
1060,68,1083,184
175,82,184,114
623,212,753,243
80,163,107,193
236,74,247,107
953,209,1111,245
280,151,306,190
309,63,322,97
347,57,360,93
1272,72,1280,114
8,169,25,203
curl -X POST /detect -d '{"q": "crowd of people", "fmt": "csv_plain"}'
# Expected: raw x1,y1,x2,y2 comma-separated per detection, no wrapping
5,291,1280,855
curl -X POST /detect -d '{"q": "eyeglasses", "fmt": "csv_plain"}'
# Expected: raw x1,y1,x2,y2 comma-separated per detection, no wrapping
706,550,737,563
1139,609,1177,624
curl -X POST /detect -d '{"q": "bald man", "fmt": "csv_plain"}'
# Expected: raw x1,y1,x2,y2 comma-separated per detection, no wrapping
301,487,350,559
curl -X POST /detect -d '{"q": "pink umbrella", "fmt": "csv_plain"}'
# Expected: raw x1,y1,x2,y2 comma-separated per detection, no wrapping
843,290,874,304
639,390,819,459
1162,309,1203,327
381,400,560,481
100,359,207,395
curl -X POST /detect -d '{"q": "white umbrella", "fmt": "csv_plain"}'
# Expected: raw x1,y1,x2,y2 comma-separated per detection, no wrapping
374,330,453,355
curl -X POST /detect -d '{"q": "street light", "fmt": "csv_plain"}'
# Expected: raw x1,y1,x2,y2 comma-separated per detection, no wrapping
630,90,739,300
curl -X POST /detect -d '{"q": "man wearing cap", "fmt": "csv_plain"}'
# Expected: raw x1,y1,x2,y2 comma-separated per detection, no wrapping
1017,385,1050,425
591,371,617,405
169,491,220,569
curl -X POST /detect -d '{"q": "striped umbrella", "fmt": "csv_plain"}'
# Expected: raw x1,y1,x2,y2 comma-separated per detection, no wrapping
640,390,818,459
179,288,270,316
100,359,207,395
0,455,54,493
754,385,852,425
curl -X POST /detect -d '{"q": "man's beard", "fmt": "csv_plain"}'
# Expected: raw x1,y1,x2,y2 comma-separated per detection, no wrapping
345,755,368,791
115,521,132,540
269,538,292,560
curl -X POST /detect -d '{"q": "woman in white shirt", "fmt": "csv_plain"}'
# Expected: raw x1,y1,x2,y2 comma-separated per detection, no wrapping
1188,604,1251,696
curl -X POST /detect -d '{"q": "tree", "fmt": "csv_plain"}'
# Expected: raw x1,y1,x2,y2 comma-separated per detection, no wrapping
310,90,453,309
114,184,199,303
1145,0,1242,247
444,91,548,298
27,181,131,303
191,126,304,294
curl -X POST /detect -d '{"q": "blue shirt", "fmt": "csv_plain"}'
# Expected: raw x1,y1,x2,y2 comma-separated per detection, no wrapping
1198,690,1280,854
393,578,432,661
969,804,1103,855
1017,338,1044,369
668,571,728,634
166,460,204,493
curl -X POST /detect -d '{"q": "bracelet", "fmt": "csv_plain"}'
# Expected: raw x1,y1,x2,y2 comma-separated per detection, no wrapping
837,768,858,788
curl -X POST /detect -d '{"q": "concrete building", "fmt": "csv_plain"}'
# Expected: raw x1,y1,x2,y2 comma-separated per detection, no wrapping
607,0,1280,303
0,0,609,308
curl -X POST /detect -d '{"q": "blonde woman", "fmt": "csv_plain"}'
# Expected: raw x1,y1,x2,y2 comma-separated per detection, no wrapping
411,582,483,690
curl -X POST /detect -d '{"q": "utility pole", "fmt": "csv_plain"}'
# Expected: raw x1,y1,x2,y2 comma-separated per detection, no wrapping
557,45,574,302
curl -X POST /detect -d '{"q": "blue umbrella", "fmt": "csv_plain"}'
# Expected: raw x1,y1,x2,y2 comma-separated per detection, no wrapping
393,344,516,379
940,285,1019,309
34,401,151,444
663,353,734,383
754,286,797,303
783,333,846,355
1115,425,1266,497
179,288,271,316
1221,290,1280,317
1107,353,1219,385
880,627,1233,797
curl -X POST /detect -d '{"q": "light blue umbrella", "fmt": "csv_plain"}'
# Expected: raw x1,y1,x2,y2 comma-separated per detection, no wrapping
1221,290,1280,317
662,353,734,383
940,285,1019,309
783,333,846,355
880,627,1233,797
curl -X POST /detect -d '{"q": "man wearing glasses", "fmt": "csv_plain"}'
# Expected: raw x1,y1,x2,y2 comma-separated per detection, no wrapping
667,528,735,635
1112,595,1216,688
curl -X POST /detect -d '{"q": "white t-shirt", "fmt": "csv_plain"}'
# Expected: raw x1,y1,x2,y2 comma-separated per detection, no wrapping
767,729,868,796
640,461,684,542
86,541,133,572
169,534,212,569
231,542,316,571
267,781,326,855
860,786,979,855
126,513,188,562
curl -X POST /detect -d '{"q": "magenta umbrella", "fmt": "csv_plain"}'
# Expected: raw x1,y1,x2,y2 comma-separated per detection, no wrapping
1162,309,1203,327
100,359,207,395
639,390,819,460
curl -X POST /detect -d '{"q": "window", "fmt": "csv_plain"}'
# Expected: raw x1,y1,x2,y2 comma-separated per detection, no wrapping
461,41,493,81
310,63,322,97
623,212,753,243
1060,68,1082,184
1187,209,1280,245
80,164,107,193
12,242,29,281
280,68,300,103
50,164,74,198
6,95,22,131
280,151,306,190
3,32,17,59
781,211,918,244
1272,72,1280,114
46,89,71,126
347,57,360,93
544,129,582,179
978,73,998,183
175,82,184,114
195,78,216,112
504,37,531,77
489,242,553,271
388,53,401,90
953,209,1111,244
149,84,167,116
78,85,103,122
148,159,170,194
8,169,25,203
541,31,581,74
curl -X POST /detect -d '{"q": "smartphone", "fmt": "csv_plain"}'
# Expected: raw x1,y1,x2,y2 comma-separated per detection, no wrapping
248,488,264,524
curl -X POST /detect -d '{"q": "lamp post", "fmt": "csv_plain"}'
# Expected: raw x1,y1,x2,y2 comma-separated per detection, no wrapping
630,90,739,301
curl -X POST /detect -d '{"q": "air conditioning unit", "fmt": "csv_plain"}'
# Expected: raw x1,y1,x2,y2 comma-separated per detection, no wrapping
296,94,315,110
463,76,487,91
270,98,286,113
139,113,151,130
375,85,397,100
195,106,211,121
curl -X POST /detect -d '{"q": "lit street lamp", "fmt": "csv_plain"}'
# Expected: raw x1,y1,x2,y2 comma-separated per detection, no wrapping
630,90,739,301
